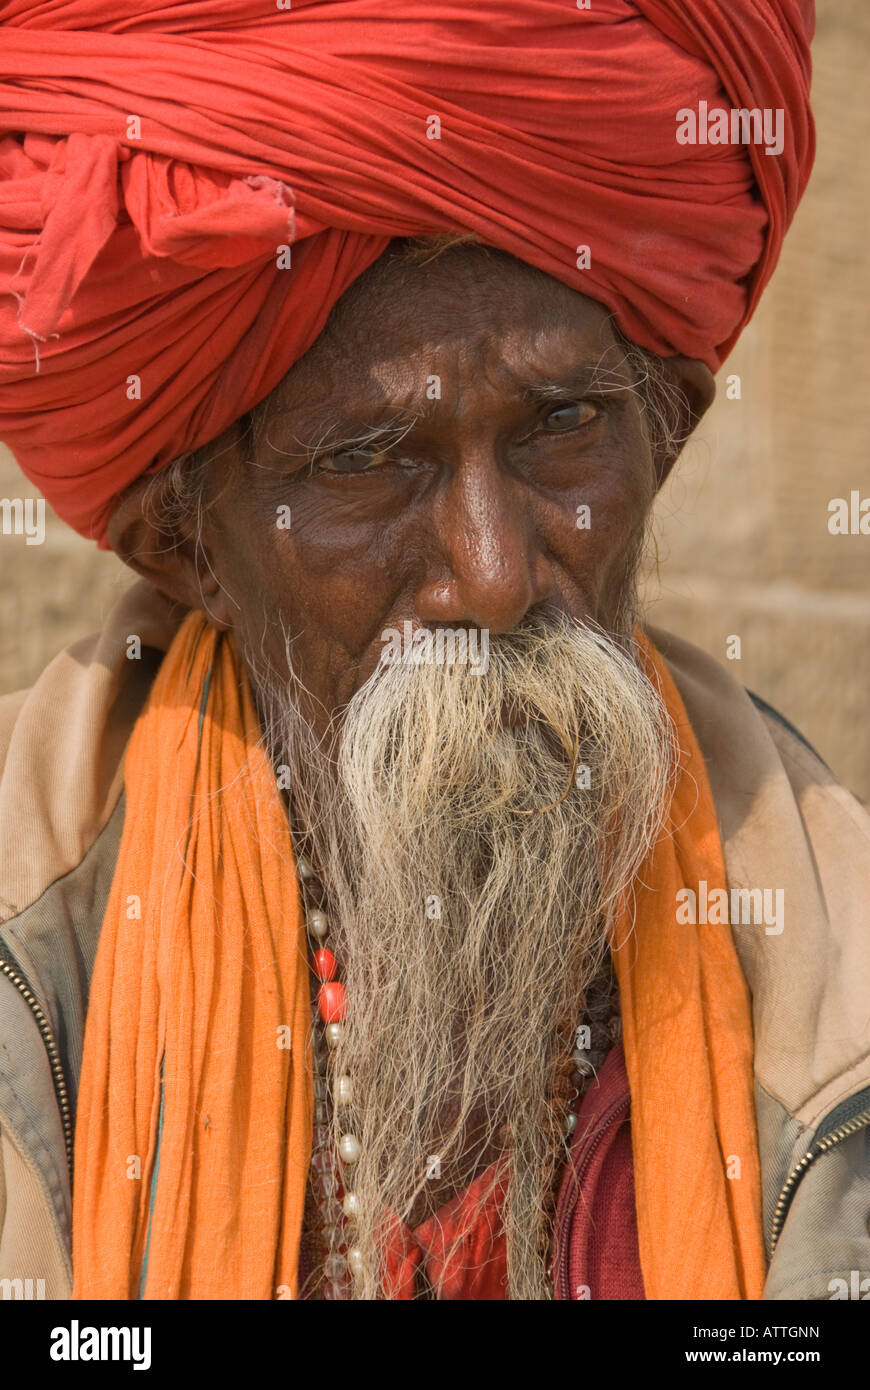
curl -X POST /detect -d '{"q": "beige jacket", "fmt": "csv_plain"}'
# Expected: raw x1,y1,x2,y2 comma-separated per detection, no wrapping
0,580,869,1300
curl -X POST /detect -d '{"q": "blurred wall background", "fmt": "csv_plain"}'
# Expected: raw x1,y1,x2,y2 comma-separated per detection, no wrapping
639,0,870,802
1,0,868,799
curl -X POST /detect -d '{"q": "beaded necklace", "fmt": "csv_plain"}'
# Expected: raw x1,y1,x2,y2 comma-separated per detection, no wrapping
295,853,621,1299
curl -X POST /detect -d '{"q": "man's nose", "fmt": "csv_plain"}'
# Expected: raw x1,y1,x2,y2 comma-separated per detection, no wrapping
413,457,556,634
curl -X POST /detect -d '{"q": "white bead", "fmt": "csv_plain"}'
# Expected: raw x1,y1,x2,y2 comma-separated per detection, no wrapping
308,909,329,940
564,1111,577,1136
342,1191,360,1219
339,1133,361,1164
325,1023,343,1049
297,857,315,881
347,1246,365,1278
336,1074,352,1106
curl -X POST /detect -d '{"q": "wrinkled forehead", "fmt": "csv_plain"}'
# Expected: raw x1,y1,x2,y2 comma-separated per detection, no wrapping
264,238,627,417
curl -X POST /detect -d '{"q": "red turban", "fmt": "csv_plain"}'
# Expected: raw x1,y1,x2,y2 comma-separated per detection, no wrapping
0,0,814,548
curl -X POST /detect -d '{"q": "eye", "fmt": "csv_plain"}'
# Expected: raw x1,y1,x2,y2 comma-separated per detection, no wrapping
539,400,598,433
315,447,391,474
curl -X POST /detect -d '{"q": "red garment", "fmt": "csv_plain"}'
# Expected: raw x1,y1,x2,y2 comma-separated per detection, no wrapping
379,1040,642,1300
381,1163,510,1300
553,1040,644,1301
0,1,814,546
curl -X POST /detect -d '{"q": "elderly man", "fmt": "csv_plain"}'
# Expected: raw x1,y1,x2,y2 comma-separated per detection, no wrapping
1,0,868,1304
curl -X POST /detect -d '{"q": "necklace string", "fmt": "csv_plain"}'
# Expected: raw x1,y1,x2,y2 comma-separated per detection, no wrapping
295,854,620,1299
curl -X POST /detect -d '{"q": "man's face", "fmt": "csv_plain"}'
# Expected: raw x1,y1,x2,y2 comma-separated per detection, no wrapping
108,242,708,1297
194,245,660,732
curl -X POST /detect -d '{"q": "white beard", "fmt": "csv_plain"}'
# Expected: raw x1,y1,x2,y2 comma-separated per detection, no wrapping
247,610,675,1298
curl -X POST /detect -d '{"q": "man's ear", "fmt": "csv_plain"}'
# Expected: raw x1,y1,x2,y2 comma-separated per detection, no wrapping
654,355,717,489
106,473,234,630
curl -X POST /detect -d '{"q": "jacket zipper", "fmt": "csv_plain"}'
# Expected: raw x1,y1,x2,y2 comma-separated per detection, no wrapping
554,1094,630,1301
769,1104,870,1256
2,934,868,1276
553,1087,870,1285
0,956,73,1181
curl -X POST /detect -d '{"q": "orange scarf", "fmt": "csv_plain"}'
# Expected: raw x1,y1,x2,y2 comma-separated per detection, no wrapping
72,615,313,1299
72,614,765,1299
613,638,766,1299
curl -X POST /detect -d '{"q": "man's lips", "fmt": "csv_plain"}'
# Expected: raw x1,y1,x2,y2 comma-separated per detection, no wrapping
499,700,519,728
499,699,532,729
494,700,514,733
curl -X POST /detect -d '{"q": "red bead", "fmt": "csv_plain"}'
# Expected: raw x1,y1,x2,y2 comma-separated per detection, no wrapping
319,981,346,1024
312,948,337,982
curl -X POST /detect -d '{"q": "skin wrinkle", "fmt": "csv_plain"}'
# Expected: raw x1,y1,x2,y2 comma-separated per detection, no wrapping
128,243,706,730
107,236,717,1299
132,283,694,728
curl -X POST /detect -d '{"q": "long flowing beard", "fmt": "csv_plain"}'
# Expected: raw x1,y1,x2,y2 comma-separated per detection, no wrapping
247,611,676,1299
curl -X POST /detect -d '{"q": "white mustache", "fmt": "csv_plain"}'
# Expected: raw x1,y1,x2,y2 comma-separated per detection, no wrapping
246,611,675,1299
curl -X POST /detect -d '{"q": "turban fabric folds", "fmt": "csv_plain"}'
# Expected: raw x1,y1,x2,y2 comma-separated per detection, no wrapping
0,0,814,547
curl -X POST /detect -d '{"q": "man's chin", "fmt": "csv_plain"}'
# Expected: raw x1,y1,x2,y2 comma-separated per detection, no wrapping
246,603,672,1297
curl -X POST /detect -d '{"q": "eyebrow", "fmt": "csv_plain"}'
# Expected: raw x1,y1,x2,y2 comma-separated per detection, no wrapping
522,361,636,403
263,359,635,462
259,409,421,465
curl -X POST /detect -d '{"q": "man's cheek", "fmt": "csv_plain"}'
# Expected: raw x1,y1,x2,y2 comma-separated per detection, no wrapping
562,499,643,572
